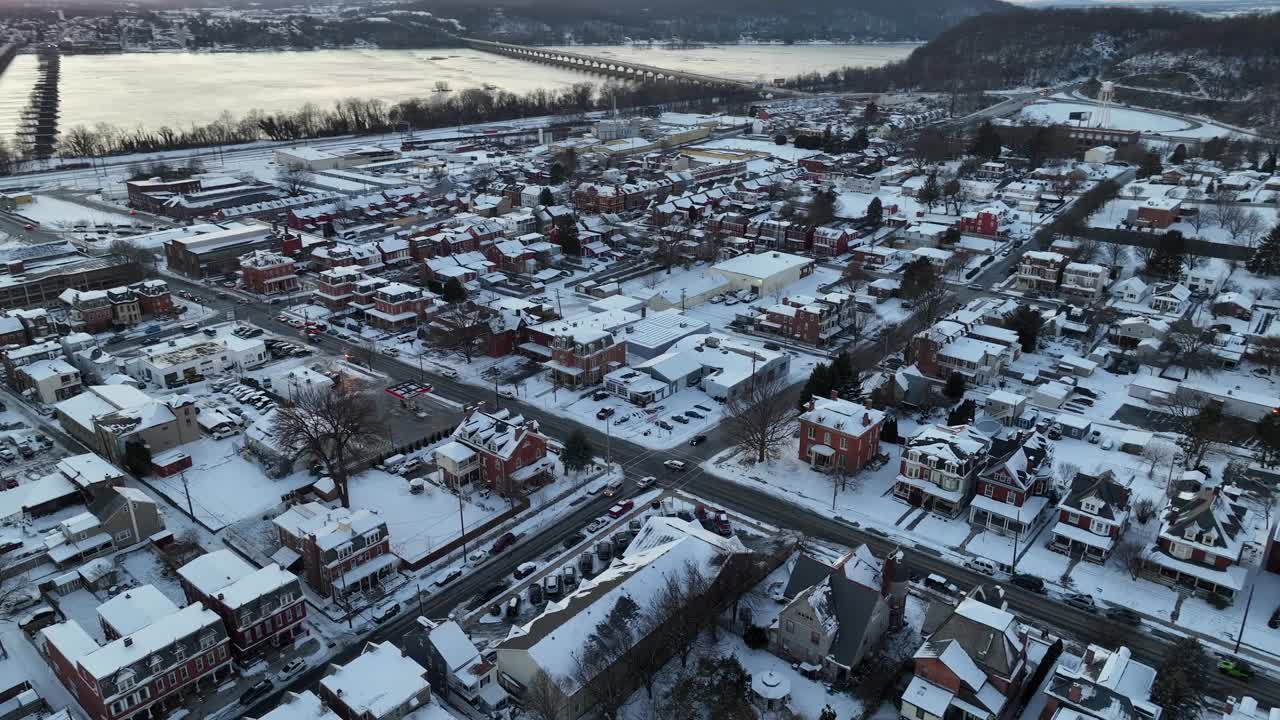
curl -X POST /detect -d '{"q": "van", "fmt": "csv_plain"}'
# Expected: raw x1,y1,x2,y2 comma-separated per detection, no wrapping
181,323,198,332
202,327,217,337
964,557,999,577
373,602,400,624
397,458,421,476
381,454,406,473
603,478,624,497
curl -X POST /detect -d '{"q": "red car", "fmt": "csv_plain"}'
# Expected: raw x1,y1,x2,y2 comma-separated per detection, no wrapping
608,501,634,519
491,531,519,555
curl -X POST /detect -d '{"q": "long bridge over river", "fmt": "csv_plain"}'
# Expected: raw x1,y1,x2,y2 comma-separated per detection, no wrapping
463,38,811,96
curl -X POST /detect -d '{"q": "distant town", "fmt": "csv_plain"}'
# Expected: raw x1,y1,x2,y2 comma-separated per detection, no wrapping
0,5,1276,720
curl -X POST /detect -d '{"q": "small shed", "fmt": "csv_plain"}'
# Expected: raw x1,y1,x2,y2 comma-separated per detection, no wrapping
750,671,792,716
1055,413,1092,440
1120,429,1153,455
150,449,192,478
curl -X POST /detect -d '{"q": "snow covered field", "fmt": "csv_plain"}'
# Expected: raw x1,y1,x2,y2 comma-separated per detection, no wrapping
1090,182,1277,247
1019,99,1242,139
17,194,139,229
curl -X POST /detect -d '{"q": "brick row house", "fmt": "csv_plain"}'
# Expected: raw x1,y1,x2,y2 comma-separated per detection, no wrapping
1144,481,1249,602
41,599,233,720
755,292,857,346
1016,251,1069,294
177,549,307,660
894,425,993,518
1049,471,1131,563
967,431,1054,541
365,282,433,331
959,209,1001,237
434,407,553,498
798,395,886,475
238,250,300,296
313,266,366,310
272,502,398,601
59,281,175,333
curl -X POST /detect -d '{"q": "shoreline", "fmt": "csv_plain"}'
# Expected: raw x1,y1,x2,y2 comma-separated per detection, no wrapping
47,40,924,56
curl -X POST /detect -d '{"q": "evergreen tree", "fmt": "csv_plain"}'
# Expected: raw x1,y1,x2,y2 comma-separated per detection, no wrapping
820,707,838,720
1256,412,1280,468
806,188,837,226
918,173,941,212
881,415,900,444
799,362,832,410
1006,304,1044,353
944,371,966,400
973,120,1002,159
442,276,467,303
1170,144,1187,165
866,196,884,227
1246,224,1280,276
1139,151,1164,179
900,258,940,300
863,102,879,122
1146,230,1186,278
947,399,976,426
559,222,582,256
1151,638,1206,720
562,429,592,474
123,440,151,476
537,187,554,206
1264,152,1277,174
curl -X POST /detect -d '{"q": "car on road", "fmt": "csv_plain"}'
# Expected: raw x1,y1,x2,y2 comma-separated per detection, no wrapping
275,314,289,323
491,531,519,555
563,532,586,549
636,476,657,489
967,283,983,291
433,568,463,587
587,482,605,496
240,679,274,706
514,562,538,580
22,223,34,230
608,500,634,518
1010,574,1044,593
664,460,688,472
1063,593,1096,611
276,658,306,682
1218,659,1254,680
1105,607,1141,625
373,602,400,624
689,435,708,446
586,517,609,533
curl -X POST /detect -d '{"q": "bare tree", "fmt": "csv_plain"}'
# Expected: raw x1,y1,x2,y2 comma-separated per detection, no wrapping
723,375,795,464
572,594,642,720
109,238,159,276
1097,241,1126,277
1113,539,1147,579
1075,235,1100,263
847,309,873,345
271,382,386,508
1162,319,1218,373
522,671,568,720
1141,440,1177,480
1055,461,1081,492
1133,496,1158,525
427,302,491,364
1156,394,1226,471
277,161,313,195
841,262,873,294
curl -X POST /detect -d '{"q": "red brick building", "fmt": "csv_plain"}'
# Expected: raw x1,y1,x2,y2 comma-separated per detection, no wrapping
313,266,365,310
365,282,433,330
968,431,1054,540
59,280,175,332
959,209,1001,237
437,407,552,498
272,502,398,601
126,177,202,213
1049,470,1131,563
757,292,856,346
1145,482,1249,601
178,550,307,660
1134,196,1182,229
41,602,232,720
239,250,300,296
799,395,885,474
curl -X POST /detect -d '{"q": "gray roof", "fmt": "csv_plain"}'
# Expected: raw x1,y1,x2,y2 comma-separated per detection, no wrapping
781,553,886,667
1062,471,1129,520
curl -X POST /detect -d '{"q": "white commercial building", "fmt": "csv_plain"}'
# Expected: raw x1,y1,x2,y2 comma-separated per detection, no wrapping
128,334,267,389
711,251,815,298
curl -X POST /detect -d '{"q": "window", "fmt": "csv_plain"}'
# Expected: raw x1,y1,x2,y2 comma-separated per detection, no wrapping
168,672,177,686
1170,542,1192,560
810,631,821,645
1090,519,1108,535
785,620,795,633
174,644,186,661
200,632,216,650
1065,512,1080,525
219,646,227,660
983,485,994,498
180,667,189,681
116,671,135,693
196,657,204,672
839,437,847,450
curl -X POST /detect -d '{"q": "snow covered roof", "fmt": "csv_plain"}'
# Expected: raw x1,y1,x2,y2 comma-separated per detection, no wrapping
179,549,257,597
319,641,429,718
800,397,884,438
452,407,542,462
251,690,340,720
77,603,223,680
97,585,179,638
272,502,386,551
502,517,746,696
712,250,813,280
218,564,299,610
906,425,990,465
428,620,479,673
56,453,126,489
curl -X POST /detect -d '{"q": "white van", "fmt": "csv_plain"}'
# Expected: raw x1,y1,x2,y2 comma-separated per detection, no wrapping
964,557,999,577
397,457,421,475
603,478,624,497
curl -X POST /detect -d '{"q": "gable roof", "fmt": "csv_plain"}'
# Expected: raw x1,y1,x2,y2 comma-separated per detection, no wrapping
1062,471,1130,521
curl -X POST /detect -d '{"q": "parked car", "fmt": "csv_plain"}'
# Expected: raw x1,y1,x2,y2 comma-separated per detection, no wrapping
1064,593,1096,611
240,679,274,706
1010,574,1044,593
596,407,615,420
964,557,998,576
1088,430,1102,444
563,532,586,549
586,517,609,533
514,562,538,580
433,568,463,587
608,501,634,518
491,532,519,555
663,460,688,472
1105,607,1141,625
1218,659,1254,680
373,601,400,624
672,415,689,424
276,658,306,682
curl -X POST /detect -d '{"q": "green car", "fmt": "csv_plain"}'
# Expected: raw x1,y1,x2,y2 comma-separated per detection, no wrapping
1218,660,1254,680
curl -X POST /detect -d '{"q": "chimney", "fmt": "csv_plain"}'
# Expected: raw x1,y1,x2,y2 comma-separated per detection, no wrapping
124,637,134,647
1068,683,1083,704
807,398,816,412
862,412,870,426
830,390,839,401
880,550,897,598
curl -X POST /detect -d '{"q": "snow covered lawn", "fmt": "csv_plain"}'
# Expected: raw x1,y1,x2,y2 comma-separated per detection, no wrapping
1019,99,1240,138
18,194,139,229
146,436,316,531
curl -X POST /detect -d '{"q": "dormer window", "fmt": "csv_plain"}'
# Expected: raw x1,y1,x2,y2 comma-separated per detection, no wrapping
117,670,135,692
1183,527,1198,541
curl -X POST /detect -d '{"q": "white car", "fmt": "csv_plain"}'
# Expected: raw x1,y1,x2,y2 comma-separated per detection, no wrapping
276,659,306,682
586,517,609,533
636,476,657,489
663,460,688,472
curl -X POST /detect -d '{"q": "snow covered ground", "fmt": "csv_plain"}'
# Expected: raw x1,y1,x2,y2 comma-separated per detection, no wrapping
17,194,139,229
694,137,824,162
1019,99,1243,139
1090,182,1278,246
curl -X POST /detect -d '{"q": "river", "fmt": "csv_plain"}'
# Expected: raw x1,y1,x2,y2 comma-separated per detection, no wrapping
0,43,918,140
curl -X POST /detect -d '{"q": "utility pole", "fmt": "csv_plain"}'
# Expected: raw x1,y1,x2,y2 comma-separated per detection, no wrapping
554,287,563,317
1235,584,1255,655
181,470,194,519
457,485,468,559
